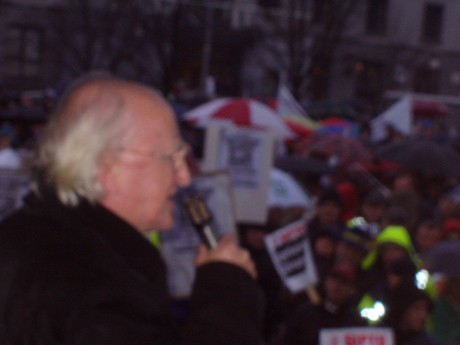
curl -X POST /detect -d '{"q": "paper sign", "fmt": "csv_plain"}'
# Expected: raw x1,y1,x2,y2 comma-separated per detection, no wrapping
264,219,318,293
320,327,394,345
201,122,274,224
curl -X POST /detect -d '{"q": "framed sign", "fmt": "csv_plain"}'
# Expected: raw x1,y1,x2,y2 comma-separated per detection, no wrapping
201,122,275,224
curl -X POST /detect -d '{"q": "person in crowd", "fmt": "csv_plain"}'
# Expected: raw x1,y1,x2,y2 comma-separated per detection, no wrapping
335,218,373,268
433,190,460,223
358,225,437,324
359,188,388,238
334,218,374,297
0,73,264,345
336,180,360,222
387,172,422,232
439,217,460,241
279,262,367,345
413,217,442,255
0,121,22,169
239,205,307,344
382,285,438,345
431,277,460,345
307,187,345,285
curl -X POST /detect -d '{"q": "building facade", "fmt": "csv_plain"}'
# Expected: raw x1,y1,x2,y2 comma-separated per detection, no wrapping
1,0,460,114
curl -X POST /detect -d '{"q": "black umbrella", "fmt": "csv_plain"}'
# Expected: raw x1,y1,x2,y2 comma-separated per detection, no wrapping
274,155,333,176
423,240,460,277
375,138,460,176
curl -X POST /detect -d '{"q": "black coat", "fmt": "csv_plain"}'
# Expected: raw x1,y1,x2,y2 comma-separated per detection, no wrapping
0,187,264,345
281,299,367,345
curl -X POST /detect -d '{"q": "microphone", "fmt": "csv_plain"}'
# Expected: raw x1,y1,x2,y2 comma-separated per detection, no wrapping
183,194,218,249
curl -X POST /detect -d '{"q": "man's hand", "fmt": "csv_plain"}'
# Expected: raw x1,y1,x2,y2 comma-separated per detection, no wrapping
195,234,257,279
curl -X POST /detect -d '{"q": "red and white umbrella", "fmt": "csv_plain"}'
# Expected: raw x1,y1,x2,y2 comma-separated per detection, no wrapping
182,98,295,140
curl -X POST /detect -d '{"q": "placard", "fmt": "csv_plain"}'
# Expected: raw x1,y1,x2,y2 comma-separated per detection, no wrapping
264,219,318,293
201,122,274,224
320,327,394,345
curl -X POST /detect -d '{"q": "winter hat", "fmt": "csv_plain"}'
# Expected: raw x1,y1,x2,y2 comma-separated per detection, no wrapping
341,222,373,253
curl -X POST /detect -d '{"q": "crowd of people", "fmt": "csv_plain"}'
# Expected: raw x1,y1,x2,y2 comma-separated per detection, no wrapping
0,72,459,345
234,140,460,344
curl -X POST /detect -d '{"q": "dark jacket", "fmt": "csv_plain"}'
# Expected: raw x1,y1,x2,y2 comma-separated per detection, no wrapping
281,299,367,345
0,186,264,345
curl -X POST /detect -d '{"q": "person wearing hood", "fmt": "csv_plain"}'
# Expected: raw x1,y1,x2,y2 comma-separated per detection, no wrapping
358,225,437,325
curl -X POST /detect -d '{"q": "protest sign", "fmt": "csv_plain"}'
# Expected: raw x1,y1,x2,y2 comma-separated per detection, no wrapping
320,327,394,345
201,122,274,224
160,172,236,298
264,219,318,293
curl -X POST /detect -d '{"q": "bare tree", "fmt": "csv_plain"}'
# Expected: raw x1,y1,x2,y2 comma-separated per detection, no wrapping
51,1,144,76
255,0,359,101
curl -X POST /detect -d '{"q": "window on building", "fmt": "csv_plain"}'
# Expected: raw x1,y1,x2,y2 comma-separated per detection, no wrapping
3,25,43,76
366,0,388,35
421,3,443,44
413,66,440,93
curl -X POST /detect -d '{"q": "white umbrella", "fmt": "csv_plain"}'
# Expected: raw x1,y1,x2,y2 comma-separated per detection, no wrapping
268,168,312,208
182,97,295,141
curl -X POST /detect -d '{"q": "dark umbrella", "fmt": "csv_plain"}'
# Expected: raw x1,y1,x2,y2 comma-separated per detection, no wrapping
413,99,450,118
423,240,460,277
275,155,333,176
294,132,373,167
375,138,460,177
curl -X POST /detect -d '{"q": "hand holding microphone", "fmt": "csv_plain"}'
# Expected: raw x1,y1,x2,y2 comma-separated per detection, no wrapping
184,193,257,279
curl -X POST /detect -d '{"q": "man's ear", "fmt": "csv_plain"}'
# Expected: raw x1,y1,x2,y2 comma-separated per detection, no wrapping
96,154,119,194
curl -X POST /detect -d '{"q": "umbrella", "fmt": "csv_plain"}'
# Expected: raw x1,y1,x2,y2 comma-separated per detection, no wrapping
284,115,318,138
413,99,450,118
423,240,460,277
294,132,373,166
182,98,295,141
268,168,312,208
317,116,356,135
275,155,332,176
375,138,460,176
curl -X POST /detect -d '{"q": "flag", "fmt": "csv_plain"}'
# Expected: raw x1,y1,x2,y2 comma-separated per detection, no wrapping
371,94,413,142
276,84,306,118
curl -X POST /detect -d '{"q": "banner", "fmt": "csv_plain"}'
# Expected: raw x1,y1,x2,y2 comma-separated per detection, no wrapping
320,327,394,345
264,219,317,293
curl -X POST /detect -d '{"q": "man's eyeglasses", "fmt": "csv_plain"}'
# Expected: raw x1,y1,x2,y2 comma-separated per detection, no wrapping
117,142,190,172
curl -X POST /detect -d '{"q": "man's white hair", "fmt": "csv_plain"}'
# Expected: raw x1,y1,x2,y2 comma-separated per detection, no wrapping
33,73,133,206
